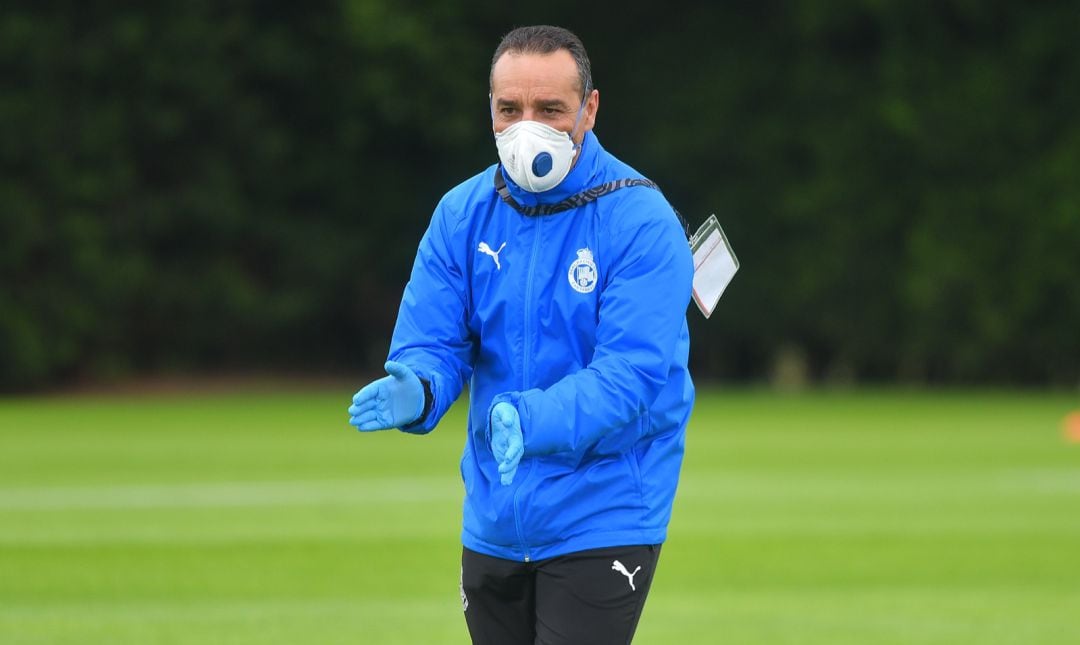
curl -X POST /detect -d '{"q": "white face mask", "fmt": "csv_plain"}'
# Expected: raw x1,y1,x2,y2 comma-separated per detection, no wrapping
495,121,577,193
493,93,589,193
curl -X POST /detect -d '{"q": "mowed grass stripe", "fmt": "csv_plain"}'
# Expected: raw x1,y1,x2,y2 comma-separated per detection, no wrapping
0,598,468,645
4,467,1078,510
0,477,460,510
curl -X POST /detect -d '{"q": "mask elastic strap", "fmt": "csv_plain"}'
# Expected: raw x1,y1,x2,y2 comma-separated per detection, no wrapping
567,86,590,149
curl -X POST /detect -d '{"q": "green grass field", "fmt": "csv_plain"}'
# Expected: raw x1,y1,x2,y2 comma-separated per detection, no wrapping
2,386,1079,644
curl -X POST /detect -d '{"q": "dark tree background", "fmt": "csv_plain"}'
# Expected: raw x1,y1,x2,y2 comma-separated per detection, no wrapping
2,1,1078,390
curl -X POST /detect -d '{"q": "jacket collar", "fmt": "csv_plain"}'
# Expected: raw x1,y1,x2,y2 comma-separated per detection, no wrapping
498,130,602,209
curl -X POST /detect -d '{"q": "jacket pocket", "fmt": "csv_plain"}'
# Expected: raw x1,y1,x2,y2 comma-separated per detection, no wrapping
624,447,645,509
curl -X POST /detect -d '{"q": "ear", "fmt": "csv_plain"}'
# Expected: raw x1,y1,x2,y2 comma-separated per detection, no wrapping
580,88,600,133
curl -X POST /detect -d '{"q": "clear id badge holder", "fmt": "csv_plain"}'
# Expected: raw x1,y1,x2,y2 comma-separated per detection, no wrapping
689,215,739,318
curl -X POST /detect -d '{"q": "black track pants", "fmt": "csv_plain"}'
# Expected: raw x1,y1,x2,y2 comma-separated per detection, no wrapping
461,544,661,645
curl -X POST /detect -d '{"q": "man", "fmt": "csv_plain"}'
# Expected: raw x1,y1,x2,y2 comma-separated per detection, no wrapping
348,25,694,644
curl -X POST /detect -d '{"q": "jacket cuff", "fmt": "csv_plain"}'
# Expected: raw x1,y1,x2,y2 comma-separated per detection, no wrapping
399,375,436,435
491,389,564,456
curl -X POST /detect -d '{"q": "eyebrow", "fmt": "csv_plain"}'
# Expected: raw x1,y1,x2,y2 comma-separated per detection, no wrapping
535,98,570,110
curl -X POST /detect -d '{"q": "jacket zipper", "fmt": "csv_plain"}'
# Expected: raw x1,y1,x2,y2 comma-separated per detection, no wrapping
522,217,541,396
514,216,543,562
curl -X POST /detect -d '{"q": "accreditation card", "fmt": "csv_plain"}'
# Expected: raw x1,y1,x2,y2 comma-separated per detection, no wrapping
689,214,739,318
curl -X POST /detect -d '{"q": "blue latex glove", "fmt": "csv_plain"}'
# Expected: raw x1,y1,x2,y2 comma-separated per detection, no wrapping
489,402,524,486
347,361,425,431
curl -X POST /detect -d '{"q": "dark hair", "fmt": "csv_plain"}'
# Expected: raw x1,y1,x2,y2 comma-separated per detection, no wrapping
490,25,593,96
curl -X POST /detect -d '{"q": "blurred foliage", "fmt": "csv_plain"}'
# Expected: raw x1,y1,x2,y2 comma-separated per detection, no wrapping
1,1,1078,390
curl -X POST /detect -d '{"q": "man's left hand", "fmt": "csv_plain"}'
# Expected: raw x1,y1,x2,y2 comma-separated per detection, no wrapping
489,402,524,486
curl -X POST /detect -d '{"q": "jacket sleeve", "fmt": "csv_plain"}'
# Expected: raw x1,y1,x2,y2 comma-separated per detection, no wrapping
387,201,475,434
490,203,693,457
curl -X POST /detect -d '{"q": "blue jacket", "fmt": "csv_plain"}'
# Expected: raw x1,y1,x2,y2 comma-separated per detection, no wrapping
388,131,694,561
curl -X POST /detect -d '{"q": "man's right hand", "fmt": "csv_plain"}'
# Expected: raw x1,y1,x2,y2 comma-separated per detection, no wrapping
347,361,425,431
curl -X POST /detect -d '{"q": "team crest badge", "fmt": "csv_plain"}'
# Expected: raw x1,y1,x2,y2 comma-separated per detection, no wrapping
568,248,598,294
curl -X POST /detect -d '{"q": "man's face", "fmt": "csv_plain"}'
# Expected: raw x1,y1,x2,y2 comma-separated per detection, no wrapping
490,49,599,147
